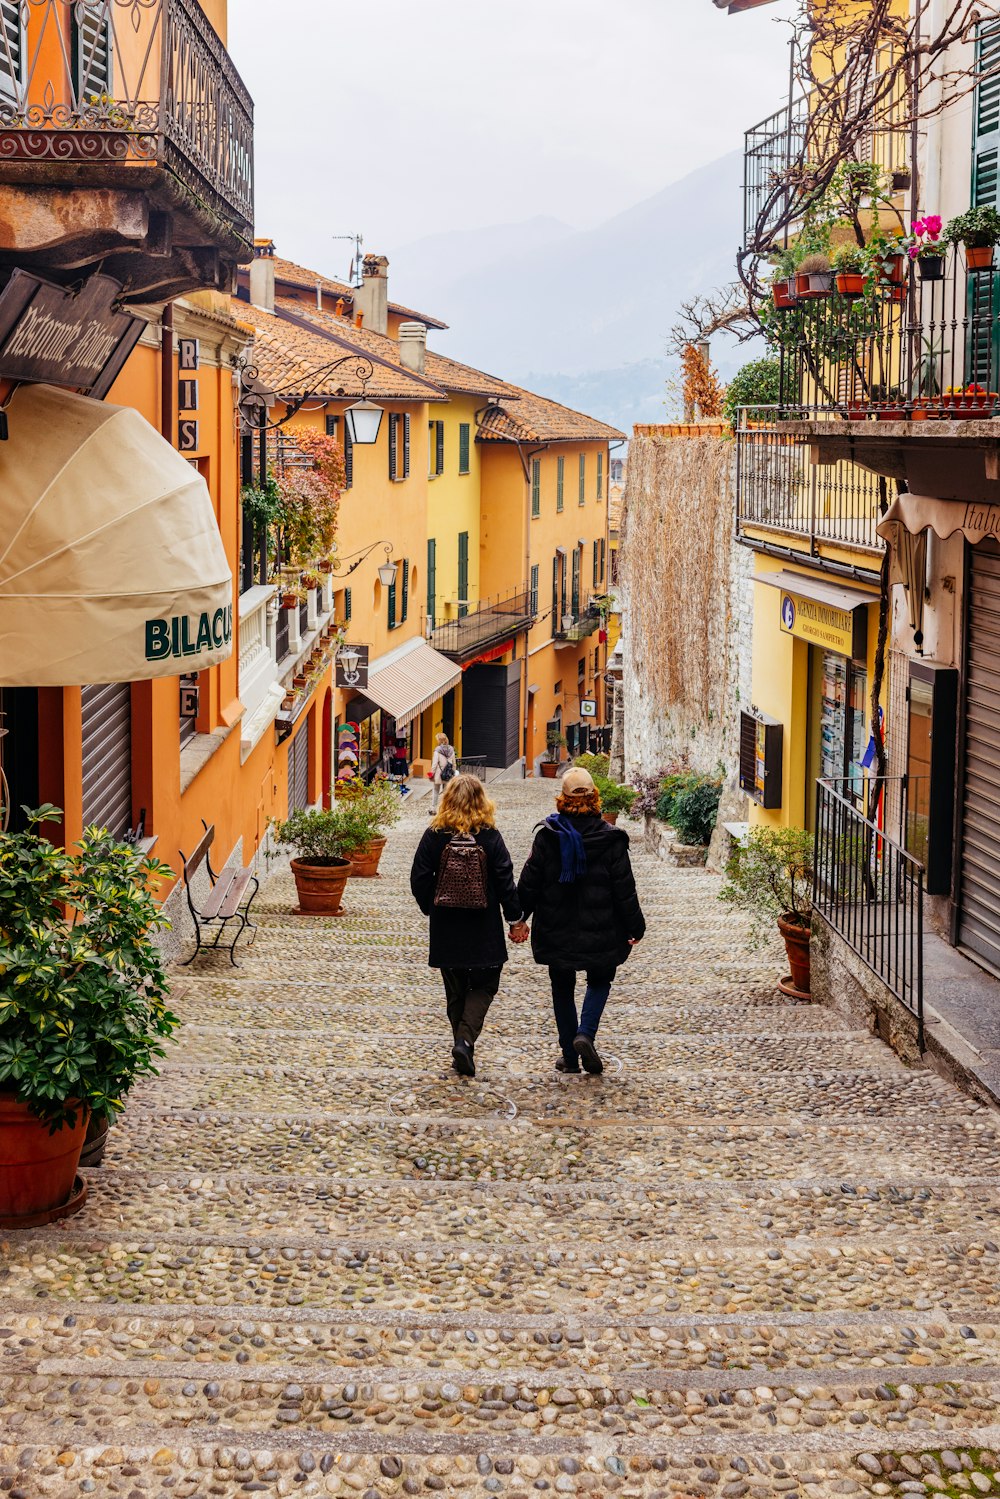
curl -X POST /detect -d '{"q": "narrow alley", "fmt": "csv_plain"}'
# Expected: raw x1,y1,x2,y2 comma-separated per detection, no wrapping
2,783,1000,1498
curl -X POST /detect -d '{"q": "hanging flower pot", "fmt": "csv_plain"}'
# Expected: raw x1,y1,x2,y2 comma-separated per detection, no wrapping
798,272,835,299
772,278,797,311
881,252,906,286
966,244,996,272
835,272,866,298
917,253,945,281
886,284,907,304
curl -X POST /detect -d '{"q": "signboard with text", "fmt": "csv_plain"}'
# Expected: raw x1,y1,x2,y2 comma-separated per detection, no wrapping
0,269,146,398
778,590,868,660
336,644,370,691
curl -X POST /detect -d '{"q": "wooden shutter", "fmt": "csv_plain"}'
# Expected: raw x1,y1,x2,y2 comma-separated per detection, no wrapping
74,2,113,104
388,413,398,480
571,550,581,617
344,428,354,488
288,726,310,812
530,563,539,617
531,460,541,517
551,556,559,630
436,421,444,475
557,456,565,512
970,21,1000,388
427,538,437,621
401,558,409,622
325,414,339,437
344,586,352,622
81,683,132,838
458,532,469,618
403,414,411,478
388,568,397,628
459,423,470,474
0,0,24,101
597,451,604,500
957,540,1000,973
592,540,599,586
578,454,586,504
601,538,606,582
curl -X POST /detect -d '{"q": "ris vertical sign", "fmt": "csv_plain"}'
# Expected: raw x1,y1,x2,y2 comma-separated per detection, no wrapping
177,338,199,453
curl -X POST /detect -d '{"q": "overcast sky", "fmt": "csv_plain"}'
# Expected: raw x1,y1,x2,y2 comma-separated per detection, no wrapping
229,0,798,279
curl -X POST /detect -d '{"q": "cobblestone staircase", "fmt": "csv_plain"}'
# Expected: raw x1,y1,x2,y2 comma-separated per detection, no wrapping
3,782,1000,1498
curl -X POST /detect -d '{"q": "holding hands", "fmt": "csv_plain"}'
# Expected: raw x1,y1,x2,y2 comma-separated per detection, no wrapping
509,920,530,944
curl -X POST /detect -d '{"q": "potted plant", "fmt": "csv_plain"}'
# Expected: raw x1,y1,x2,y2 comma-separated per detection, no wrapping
832,243,868,298
336,773,402,877
281,584,305,610
869,232,908,286
270,804,371,915
594,776,638,826
300,569,322,591
540,730,567,779
795,252,834,299
769,247,800,311
950,382,998,419
908,215,946,281
720,826,815,998
0,809,177,1226
945,204,1000,272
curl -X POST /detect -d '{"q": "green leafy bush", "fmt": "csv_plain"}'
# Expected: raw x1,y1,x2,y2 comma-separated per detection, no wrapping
654,772,700,824
722,358,782,426
0,808,177,1129
574,752,610,778
945,205,1000,249
671,779,723,846
271,804,373,864
334,772,401,832
719,825,814,946
594,776,638,816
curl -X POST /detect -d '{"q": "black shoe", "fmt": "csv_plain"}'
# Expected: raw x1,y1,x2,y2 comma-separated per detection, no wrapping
573,1034,603,1074
452,1039,475,1077
555,1056,581,1074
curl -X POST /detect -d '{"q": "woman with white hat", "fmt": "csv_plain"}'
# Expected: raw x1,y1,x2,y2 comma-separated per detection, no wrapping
516,767,645,1074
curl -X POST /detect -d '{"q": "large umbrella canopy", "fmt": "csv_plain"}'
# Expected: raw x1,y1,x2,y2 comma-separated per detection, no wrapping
0,384,233,687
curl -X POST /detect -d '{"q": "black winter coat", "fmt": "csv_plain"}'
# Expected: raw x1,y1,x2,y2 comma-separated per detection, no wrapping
517,814,646,971
410,826,523,970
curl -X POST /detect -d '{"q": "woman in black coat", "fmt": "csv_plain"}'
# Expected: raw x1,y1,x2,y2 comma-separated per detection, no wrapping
517,767,645,1074
410,775,525,1077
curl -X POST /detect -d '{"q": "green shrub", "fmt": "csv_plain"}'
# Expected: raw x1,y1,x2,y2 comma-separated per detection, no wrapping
671,779,723,846
654,772,699,824
722,358,782,426
574,751,610,778
271,804,373,863
594,776,637,815
719,825,814,946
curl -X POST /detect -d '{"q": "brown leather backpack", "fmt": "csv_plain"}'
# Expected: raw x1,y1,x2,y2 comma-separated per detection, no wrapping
433,833,488,910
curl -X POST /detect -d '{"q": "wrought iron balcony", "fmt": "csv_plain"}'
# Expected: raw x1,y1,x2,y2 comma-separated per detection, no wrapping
0,0,253,297
735,412,885,563
431,586,535,663
554,606,601,644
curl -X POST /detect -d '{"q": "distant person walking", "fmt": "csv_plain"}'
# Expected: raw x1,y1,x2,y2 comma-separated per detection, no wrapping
517,767,645,1074
410,775,527,1077
429,732,457,812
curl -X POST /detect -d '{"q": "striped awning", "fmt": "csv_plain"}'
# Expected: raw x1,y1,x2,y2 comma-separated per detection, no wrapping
363,636,462,729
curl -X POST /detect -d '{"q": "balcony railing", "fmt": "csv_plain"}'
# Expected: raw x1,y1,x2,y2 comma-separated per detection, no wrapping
0,0,253,238
555,607,601,644
432,586,535,662
771,245,1000,420
735,412,885,557
743,97,808,250
814,776,924,1046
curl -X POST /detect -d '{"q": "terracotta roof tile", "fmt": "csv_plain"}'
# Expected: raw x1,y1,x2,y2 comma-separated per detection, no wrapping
264,255,449,330
476,385,625,445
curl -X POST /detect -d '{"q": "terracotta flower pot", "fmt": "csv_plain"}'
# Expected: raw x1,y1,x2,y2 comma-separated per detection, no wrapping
602,812,619,826
540,761,560,779
289,856,351,915
966,244,995,272
281,592,299,610
835,272,866,298
798,272,834,299
881,252,906,286
777,914,811,997
0,1095,89,1226
80,1112,110,1169
772,278,797,310
350,836,387,877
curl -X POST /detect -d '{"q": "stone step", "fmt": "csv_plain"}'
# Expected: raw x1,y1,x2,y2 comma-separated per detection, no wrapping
42,1170,1000,1248
1,1306,995,1382
3,1231,998,1317
97,1110,1000,1183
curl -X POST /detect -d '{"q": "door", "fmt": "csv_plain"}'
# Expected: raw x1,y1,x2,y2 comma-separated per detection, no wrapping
287,723,310,812
0,687,39,834
81,682,132,837
957,539,1000,973
461,661,522,768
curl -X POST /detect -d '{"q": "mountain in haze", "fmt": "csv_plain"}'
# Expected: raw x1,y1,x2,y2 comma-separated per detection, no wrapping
387,151,750,434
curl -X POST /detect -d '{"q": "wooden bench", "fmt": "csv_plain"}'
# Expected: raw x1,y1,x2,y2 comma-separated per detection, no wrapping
179,821,259,968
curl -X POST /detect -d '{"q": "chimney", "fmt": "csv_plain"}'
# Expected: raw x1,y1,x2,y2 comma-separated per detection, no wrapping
250,238,275,312
398,320,427,375
355,253,389,335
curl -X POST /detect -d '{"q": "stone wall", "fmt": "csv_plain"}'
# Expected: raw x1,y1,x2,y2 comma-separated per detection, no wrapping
618,428,753,783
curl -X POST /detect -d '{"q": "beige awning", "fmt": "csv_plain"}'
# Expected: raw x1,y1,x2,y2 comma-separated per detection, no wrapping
877,492,1000,548
0,384,233,687
364,635,462,729
753,568,879,611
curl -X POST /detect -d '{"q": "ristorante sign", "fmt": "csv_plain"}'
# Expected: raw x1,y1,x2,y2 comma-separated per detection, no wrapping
0,270,146,398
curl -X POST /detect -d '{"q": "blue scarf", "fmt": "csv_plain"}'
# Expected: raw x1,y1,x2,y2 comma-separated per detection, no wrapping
546,812,588,883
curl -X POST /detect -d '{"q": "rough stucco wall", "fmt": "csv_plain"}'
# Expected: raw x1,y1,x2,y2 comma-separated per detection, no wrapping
619,433,752,781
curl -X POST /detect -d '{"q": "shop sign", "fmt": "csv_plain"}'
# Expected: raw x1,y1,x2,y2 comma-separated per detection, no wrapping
779,590,868,659
336,644,370,690
145,605,233,663
0,269,145,397
179,676,200,720
580,698,597,718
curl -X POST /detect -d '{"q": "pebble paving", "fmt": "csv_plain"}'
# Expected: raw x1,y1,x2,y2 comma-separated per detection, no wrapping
3,782,1000,1498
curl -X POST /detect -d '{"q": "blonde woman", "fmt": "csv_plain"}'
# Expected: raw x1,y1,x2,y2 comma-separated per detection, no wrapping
429,732,457,812
410,775,526,1076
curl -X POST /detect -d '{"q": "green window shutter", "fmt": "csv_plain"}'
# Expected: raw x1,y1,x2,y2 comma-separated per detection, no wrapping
560,555,567,620
436,421,445,475
458,531,469,618
459,423,470,474
571,550,580,617
388,570,397,629
427,538,437,622
403,414,411,478
600,538,606,582
530,564,539,617
556,456,564,512
593,540,599,587
344,587,352,622
578,454,586,505
325,414,339,437
401,558,409,623
388,413,398,479
531,459,541,517
971,20,1000,387
597,451,604,500
551,556,559,635
74,4,112,104
0,2,25,101
344,428,353,489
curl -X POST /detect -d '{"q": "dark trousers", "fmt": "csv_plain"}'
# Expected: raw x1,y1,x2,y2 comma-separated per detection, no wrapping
549,966,616,1062
442,966,502,1046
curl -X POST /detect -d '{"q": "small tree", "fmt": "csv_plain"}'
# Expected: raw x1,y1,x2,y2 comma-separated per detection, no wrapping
719,826,814,946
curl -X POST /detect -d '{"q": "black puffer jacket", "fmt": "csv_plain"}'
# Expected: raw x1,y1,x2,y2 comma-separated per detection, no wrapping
410,826,522,970
517,814,646,971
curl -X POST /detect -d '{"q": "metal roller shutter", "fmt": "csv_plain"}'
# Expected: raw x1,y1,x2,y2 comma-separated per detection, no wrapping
288,725,310,812
81,682,132,838
958,540,1000,973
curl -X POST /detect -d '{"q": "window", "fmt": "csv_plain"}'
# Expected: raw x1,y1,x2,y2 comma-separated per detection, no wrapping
344,426,353,489
428,420,445,476
400,557,409,624
531,458,541,517
0,1,24,102
388,413,410,480
578,454,586,505
529,563,539,617
403,413,411,478
73,3,112,104
597,451,604,500
458,531,469,618
578,656,585,683
556,456,565,512
427,538,437,623
325,414,339,437
571,549,580,617
600,537,606,583
592,540,599,588
388,413,398,480
553,682,562,697
459,422,470,475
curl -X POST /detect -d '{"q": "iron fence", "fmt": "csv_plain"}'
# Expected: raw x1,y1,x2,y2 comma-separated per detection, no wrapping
814,776,924,1045
0,0,253,236
743,97,809,250
735,413,885,554
772,246,1000,418
555,608,601,644
432,586,534,660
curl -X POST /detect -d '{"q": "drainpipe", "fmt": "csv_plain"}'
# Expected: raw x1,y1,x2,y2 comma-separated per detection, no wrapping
160,302,174,442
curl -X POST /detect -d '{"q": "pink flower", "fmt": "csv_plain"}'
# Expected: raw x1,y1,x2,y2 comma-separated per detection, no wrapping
924,215,942,235
908,246,919,259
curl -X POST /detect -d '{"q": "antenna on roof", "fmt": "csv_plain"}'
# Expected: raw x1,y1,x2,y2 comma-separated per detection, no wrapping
332,233,364,289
